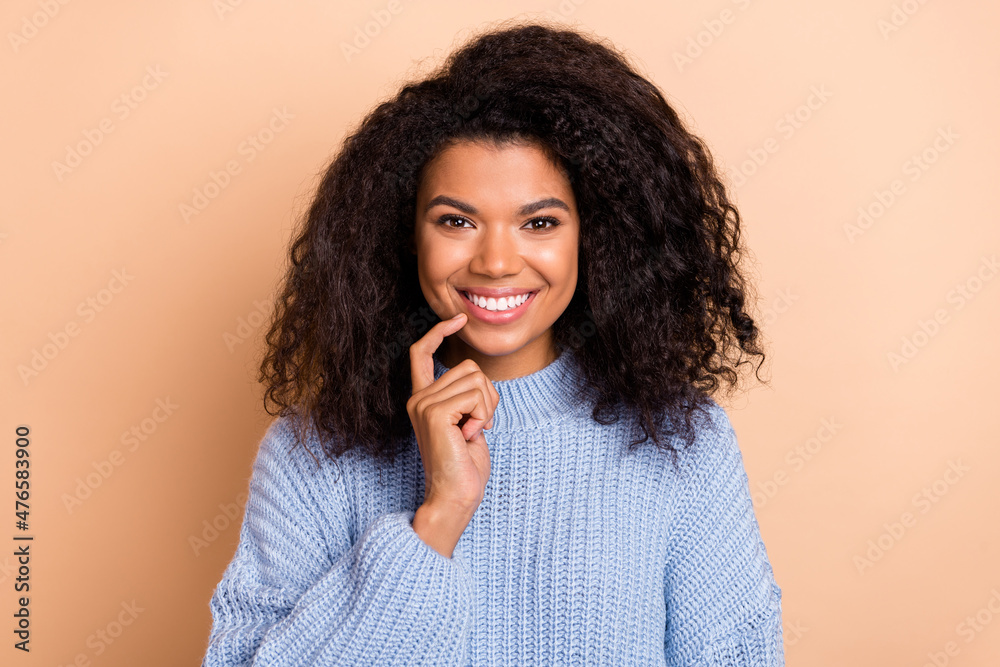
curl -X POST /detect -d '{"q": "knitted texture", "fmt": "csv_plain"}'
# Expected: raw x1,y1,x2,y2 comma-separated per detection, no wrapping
201,347,784,666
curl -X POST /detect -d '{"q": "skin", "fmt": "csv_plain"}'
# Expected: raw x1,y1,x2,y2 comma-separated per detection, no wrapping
410,139,581,381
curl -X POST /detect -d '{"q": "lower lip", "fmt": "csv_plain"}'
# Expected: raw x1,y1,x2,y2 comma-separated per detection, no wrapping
459,290,537,324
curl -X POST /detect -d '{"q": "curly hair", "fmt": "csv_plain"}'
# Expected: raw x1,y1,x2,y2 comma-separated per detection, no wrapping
258,18,768,473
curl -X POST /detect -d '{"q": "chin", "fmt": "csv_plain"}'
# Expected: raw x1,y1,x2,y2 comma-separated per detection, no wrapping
457,334,529,358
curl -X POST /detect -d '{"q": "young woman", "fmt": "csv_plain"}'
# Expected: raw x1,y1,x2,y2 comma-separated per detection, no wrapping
202,20,783,667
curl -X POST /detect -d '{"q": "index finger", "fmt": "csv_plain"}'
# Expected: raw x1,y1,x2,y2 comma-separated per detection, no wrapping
410,313,467,394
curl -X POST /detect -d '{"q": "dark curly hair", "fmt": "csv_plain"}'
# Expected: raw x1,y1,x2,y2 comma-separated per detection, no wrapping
258,18,768,473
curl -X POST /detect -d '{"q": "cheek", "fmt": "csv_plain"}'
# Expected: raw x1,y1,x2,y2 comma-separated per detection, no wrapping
415,248,459,302
536,242,578,290
415,244,444,279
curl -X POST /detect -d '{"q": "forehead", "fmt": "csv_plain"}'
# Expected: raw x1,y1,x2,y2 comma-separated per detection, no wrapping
417,140,575,205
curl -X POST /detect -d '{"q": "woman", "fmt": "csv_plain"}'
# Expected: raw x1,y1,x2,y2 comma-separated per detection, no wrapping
202,19,783,666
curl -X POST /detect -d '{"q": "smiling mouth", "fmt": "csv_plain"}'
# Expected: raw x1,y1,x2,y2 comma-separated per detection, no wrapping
460,290,536,313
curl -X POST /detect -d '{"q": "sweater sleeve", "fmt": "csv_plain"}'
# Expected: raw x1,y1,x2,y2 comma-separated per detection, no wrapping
201,418,475,666
663,404,785,667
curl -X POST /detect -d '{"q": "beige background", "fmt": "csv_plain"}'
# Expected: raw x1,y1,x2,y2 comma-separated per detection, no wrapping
3,1,998,665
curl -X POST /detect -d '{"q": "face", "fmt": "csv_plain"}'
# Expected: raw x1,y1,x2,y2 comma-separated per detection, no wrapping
412,139,580,380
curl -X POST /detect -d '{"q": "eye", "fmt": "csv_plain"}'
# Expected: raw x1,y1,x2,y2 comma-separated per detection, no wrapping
437,214,473,229
525,216,561,231
434,215,562,231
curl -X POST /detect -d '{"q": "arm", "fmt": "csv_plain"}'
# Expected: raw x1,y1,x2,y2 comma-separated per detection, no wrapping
663,403,784,667
201,418,475,666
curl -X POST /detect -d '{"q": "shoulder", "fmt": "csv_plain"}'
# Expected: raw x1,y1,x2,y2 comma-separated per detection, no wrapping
246,415,360,546
251,414,353,493
665,398,751,530
674,398,741,478
253,415,310,472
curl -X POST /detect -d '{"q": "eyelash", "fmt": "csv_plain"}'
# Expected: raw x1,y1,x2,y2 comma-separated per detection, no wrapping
436,214,561,231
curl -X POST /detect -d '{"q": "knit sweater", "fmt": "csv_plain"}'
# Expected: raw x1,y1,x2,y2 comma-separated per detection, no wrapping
201,347,784,666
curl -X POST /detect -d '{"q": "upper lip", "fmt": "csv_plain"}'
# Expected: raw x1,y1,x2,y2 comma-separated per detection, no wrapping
457,286,539,298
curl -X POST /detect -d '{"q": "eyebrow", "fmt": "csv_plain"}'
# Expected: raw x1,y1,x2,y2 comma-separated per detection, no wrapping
423,195,570,217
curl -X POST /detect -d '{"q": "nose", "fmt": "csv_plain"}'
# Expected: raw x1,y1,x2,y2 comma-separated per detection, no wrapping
469,225,522,277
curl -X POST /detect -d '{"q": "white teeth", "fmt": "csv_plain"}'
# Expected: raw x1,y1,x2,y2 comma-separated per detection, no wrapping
464,291,531,312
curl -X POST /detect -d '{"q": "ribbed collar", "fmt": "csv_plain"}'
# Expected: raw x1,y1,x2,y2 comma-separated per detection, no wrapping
431,347,587,432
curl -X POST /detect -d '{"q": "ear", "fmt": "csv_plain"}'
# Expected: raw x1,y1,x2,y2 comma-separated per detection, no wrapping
408,234,416,255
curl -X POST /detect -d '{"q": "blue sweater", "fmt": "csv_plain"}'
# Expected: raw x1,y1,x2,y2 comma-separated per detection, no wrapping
202,347,784,666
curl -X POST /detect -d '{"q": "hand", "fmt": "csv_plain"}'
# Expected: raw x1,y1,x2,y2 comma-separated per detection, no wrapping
406,313,498,513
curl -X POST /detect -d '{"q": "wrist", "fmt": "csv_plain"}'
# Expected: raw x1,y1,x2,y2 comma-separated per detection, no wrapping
422,493,480,517
412,502,476,559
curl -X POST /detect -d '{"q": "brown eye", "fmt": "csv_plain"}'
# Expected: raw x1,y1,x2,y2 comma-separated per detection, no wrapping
526,217,560,230
437,215,471,228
